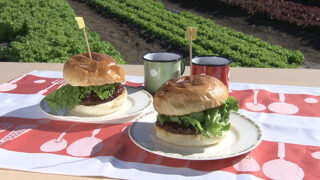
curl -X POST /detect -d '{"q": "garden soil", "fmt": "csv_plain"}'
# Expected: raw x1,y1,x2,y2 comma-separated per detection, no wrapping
66,0,320,69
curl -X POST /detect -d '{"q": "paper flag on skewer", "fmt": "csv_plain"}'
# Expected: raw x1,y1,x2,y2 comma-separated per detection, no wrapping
75,17,85,29
185,27,198,76
75,17,92,59
185,27,198,41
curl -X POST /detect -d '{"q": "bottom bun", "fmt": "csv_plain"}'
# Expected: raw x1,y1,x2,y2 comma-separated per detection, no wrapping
68,87,127,117
154,123,226,146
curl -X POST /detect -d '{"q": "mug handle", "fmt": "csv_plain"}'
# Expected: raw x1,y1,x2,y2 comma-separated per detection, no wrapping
180,60,185,75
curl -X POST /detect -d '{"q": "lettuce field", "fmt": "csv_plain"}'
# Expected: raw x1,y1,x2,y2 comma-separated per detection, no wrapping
1,0,319,68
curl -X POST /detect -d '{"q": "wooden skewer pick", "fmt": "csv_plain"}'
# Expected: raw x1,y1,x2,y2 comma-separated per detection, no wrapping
185,27,198,76
75,17,92,60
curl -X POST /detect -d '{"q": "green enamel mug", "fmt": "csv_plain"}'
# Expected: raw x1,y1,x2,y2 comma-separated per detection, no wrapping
142,52,185,94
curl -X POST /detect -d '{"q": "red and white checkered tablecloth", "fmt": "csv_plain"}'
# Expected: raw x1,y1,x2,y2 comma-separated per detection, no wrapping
0,70,319,179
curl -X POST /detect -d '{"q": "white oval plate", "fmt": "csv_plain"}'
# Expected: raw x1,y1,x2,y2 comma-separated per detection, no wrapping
129,111,262,160
40,86,153,124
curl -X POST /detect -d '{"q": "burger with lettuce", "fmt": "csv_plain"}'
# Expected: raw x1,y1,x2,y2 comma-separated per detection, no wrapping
45,52,127,116
153,75,239,146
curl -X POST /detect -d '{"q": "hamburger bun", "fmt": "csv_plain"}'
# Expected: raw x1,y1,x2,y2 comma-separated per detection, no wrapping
154,75,228,116
68,87,127,116
63,52,125,86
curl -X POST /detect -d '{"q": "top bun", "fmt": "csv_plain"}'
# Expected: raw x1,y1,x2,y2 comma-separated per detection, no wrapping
63,52,125,86
154,75,228,116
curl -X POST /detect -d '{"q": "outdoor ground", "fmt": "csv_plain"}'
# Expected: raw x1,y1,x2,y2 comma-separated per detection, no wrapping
68,0,320,68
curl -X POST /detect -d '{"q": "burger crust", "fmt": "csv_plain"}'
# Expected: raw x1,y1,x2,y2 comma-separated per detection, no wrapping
153,75,228,116
154,123,226,146
67,87,127,116
63,52,125,86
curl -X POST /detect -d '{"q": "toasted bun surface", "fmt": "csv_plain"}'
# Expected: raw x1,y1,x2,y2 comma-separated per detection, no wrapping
67,87,127,116
63,52,125,86
153,75,228,116
154,123,225,146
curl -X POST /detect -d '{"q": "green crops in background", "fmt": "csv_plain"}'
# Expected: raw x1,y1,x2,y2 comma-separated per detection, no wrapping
0,0,125,63
89,0,304,68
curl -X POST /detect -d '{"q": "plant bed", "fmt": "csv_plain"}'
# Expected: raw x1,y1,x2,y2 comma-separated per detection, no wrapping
155,0,320,68
208,0,320,30
0,0,125,64
74,0,305,68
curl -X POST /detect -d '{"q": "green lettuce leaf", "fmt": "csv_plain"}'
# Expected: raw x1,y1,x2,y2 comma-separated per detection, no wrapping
180,115,205,134
45,83,117,113
157,96,239,138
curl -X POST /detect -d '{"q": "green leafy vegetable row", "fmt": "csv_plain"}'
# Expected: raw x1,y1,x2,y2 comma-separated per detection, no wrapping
0,0,125,63
89,0,304,68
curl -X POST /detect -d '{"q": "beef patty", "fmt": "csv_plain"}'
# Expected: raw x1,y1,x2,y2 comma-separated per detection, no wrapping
155,119,200,135
79,83,124,106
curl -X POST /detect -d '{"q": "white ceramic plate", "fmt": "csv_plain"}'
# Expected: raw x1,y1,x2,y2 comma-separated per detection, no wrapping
129,111,262,160
40,86,153,124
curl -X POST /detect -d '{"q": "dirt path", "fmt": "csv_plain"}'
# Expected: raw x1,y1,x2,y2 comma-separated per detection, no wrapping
67,0,170,65
67,0,320,68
